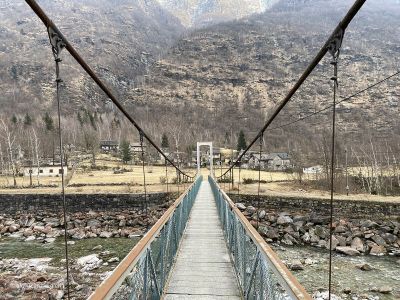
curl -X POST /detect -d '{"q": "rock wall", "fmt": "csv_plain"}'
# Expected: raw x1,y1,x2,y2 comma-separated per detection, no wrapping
229,194,400,219
0,193,171,214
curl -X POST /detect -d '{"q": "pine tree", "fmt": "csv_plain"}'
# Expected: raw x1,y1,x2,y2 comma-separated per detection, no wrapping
237,130,247,151
43,112,54,131
23,113,33,126
120,140,132,164
161,133,169,149
11,114,18,125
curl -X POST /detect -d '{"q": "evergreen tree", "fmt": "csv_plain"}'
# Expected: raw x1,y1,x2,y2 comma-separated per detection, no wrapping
120,140,132,164
11,114,18,125
237,130,247,151
23,113,33,126
161,133,169,149
43,112,54,131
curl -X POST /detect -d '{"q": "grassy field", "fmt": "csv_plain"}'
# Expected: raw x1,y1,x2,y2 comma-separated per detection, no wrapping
1,160,399,202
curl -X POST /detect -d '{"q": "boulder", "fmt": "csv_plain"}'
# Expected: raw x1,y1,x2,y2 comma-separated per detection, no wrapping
25,236,36,242
265,228,280,240
314,225,329,239
44,238,56,243
382,233,397,244
277,215,293,225
360,220,378,228
336,246,360,256
258,210,266,220
356,263,373,271
87,219,101,228
289,259,304,271
378,286,392,294
246,206,257,214
370,245,386,256
43,218,60,227
76,254,102,272
351,237,365,252
371,235,387,246
100,231,113,238
326,236,339,250
334,225,347,233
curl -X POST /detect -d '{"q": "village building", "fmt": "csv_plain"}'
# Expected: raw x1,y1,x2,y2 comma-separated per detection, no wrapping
100,140,119,152
23,164,68,177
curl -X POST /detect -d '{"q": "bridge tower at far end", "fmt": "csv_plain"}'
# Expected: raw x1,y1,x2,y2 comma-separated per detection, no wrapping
196,142,213,176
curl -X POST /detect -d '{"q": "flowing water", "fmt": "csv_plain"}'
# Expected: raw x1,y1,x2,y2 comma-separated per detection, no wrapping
1,237,399,299
274,245,400,300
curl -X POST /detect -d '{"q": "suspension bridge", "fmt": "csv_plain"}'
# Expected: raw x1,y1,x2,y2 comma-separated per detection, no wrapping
17,0,399,299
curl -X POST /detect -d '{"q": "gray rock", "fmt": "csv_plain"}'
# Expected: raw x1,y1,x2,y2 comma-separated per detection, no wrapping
351,237,365,252
236,203,246,211
360,220,378,228
370,245,386,256
378,286,392,294
371,235,387,246
381,233,397,244
326,236,339,250
356,263,373,271
44,237,56,243
265,228,280,240
100,231,113,238
289,259,303,271
314,225,329,239
108,257,119,263
334,225,347,233
76,254,102,271
336,246,360,256
24,236,36,242
246,206,257,214
43,217,60,227
258,210,266,220
87,219,101,228
277,215,293,225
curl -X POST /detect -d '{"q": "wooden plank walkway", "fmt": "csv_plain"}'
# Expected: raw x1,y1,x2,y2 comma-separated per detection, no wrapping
164,179,242,299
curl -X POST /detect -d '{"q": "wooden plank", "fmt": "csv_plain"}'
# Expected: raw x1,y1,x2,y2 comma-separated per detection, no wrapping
164,181,241,299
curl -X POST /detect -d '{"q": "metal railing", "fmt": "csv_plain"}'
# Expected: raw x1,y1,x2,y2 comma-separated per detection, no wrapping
209,176,311,300
89,175,202,300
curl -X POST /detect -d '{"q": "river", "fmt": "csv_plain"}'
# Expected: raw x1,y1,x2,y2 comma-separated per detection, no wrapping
1,237,399,299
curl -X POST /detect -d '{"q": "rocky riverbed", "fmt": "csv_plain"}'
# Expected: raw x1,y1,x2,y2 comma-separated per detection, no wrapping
235,203,400,257
274,245,400,300
0,237,139,299
0,201,170,242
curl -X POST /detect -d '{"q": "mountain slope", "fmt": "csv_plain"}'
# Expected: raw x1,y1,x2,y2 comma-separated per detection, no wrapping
0,0,184,113
156,0,280,27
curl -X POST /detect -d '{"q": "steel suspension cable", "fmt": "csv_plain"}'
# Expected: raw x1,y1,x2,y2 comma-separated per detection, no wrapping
47,27,71,299
165,161,169,193
238,160,241,196
257,133,264,229
268,70,400,132
327,28,344,300
217,0,366,179
139,132,148,225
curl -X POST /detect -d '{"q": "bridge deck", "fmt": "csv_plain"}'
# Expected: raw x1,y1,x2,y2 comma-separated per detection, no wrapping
164,180,242,299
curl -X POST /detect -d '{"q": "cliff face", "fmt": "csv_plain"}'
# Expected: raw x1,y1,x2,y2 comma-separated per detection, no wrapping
156,0,279,27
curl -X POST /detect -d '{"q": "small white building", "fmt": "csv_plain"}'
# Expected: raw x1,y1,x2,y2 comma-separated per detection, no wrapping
23,165,68,177
303,165,323,174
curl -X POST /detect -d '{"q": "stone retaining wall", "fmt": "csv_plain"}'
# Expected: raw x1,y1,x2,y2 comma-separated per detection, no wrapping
0,193,171,214
229,194,400,219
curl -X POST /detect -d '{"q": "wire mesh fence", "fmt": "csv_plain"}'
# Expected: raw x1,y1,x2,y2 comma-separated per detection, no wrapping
209,175,310,300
